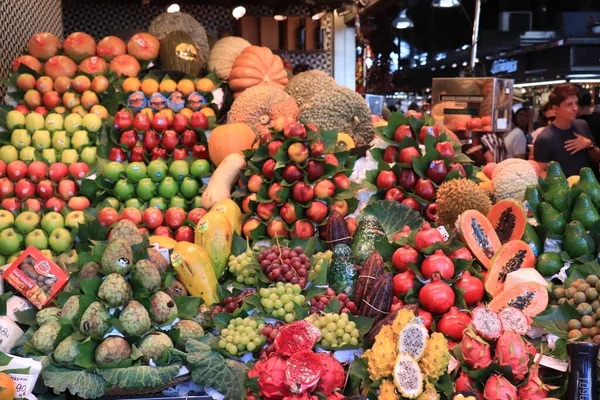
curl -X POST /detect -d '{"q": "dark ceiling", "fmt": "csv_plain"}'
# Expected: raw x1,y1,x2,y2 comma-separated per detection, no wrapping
63,0,347,6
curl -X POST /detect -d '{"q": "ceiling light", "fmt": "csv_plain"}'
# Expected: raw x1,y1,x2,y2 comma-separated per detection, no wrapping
570,79,600,83
393,9,413,29
232,5,246,20
514,79,566,88
312,10,326,20
432,0,461,8
274,14,287,21
167,3,180,13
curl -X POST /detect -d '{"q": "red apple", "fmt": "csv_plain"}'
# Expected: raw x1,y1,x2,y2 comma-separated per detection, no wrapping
384,188,406,202
394,125,414,142
152,114,169,132
27,161,47,182
161,130,178,152
2,198,21,212
130,146,145,162
262,159,277,180
120,207,143,226
398,147,420,165
143,207,164,230
172,114,189,133
98,207,120,227
256,202,277,221
15,180,35,200
181,129,198,149
173,148,188,160
133,113,151,131
266,219,288,238
291,182,314,203
0,178,13,198
291,220,314,239
190,111,208,129
242,218,262,240
280,202,297,224
332,173,350,189
288,142,310,163
151,147,167,160
426,159,447,184
165,207,186,230
448,163,466,178
188,208,207,225
153,226,173,238
305,201,328,223
402,197,421,212
113,109,133,130
7,160,27,181
58,179,77,200
120,129,138,150
24,198,42,212
406,110,423,119
419,125,440,143
267,140,284,158
36,179,54,200
282,164,303,183
247,174,263,193
424,203,438,222
283,122,307,139
382,146,399,163
435,141,454,161
48,162,68,182
314,179,336,199
109,147,127,162
328,199,348,217
137,227,148,236
398,169,417,191
325,154,338,166
241,194,256,214
34,107,47,116
0,160,6,178
68,196,91,211
376,170,396,190
192,144,208,160
143,131,160,152
68,162,89,179
174,225,194,242
414,179,436,201
268,182,285,203
310,139,325,157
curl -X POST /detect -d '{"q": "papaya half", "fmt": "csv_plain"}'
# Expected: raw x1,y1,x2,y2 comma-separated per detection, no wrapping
172,241,219,305
488,281,548,317
458,210,501,268
484,240,535,297
487,199,526,245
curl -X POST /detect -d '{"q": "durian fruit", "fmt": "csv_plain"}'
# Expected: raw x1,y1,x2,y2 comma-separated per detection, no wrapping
398,319,429,361
392,308,416,335
419,332,450,380
417,380,440,400
299,85,373,147
436,178,492,227
393,353,424,399
378,379,399,400
363,324,398,380
285,70,336,108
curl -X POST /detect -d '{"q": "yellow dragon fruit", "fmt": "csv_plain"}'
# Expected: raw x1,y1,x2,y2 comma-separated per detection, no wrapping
378,379,399,400
363,325,398,380
418,332,450,380
416,381,439,400
392,308,416,335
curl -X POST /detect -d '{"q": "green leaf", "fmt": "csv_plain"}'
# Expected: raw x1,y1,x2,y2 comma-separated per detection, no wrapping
347,356,372,392
42,365,108,399
231,232,248,256
186,339,247,400
564,260,600,286
313,259,329,286
212,313,233,330
80,278,102,297
434,374,455,397
349,314,374,335
320,130,338,153
361,200,423,239
98,363,181,390
0,353,13,367
75,338,98,369
533,302,581,339
175,296,203,319
294,303,309,320
324,297,342,313
14,308,38,326
303,286,326,301
289,235,318,256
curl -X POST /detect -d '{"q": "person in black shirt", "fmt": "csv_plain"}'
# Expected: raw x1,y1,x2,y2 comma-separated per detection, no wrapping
533,84,600,178
578,89,600,145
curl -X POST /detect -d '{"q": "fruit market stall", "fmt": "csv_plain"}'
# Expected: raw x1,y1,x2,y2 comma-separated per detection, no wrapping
0,10,598,400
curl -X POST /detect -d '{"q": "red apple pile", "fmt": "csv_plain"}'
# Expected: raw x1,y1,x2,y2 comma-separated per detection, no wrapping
240,119,356,240
107,108,213,163
98,204,207,241
366,111,474,223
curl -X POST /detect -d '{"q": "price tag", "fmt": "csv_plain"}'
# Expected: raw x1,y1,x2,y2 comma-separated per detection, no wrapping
10,374,34,398
535,354,568,372
152,243,170,263
436,226,450,242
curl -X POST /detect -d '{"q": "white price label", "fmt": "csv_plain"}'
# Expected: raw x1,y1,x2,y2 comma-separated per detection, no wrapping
10,374,34,398
152,243,171,263
436,226,450,242
535,354,568,372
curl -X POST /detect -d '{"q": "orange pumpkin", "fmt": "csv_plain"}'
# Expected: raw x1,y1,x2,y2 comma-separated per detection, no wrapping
208,123,257,166
229,46,288,97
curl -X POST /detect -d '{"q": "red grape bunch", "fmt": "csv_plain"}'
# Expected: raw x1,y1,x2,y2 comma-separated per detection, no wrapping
309,288,358,315
257,245,310,288
258,321,285,357
211,289,256,315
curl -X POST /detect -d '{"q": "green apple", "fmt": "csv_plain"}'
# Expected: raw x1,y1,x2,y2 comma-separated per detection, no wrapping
149,197,168,211
168,160,190,181
103,162,125,182
14,211,41,234
0,228,23,257
41,149,57,163
125,198,144,209
179,176,200,199
32,129,52,151
40,249,53,259
71,130,90,151
51,130,70,151
191,196,202,209
64,114,83,134
102,197,121,210
60,149,79,164
169,196,187,209
6,111,25,130
135,177,156,201
41,212,65,235
157,177,179,200
48,227,73,253
7,252,22,264
65,211,85,229
0,211,15,231
114,179,135,201
19,146,36,162
11,129,31,150
25,229,48,250
44,113,64,132
190,159,211,179
0,146,18,163
82,113,102,133
25,113,44,133
125,162,147,182
80,146,97,165
147,160,168,182
0,254,6,266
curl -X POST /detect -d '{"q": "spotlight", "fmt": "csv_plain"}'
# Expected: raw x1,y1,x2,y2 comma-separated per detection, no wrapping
393,9,413,29
432,0,460,7
274,14,287,21
232,5,246,20
312,10,326,20
167,3,180,13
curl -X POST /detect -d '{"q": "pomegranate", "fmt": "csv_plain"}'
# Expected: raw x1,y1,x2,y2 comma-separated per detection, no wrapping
248,354,292,399
414,222,443,251
393,225,411,241
393,269,415,296
392,245,419,272
436,306,471,341
454,271,484,306
471,306,503,342
315,353,345,395
483,375,517,400
274,321,321,357
449,247,473,260
495,331,529,381
420,250,454,279
461,328,493,370
417,309,433,331
418,273,455,314
285,351,322,394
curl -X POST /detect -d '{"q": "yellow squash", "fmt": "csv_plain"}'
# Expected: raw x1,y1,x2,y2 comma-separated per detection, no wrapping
194,210,233,278
171,241,219,305
211,198,242,235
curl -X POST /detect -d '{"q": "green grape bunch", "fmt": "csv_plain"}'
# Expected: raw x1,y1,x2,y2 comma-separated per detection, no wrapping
218,316,267,356
305,312,360,348
259,282,306,323
228,248,258,285
309,250,332,281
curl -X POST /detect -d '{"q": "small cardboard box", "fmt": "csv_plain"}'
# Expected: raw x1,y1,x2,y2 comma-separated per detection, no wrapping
1,246,68,309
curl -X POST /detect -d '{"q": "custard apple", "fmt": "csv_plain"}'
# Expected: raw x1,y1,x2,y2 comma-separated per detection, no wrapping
32,321,61,354
97,273,132,307
109,220,143,247
118,300,151,337
150,291,178,324
138,332,173,363
101,239,133,275
36,307,62,326
54,335,80,363
61,295,80,321
165,279,188,298
147,248,170,274
95,336,132,367
79,301,111,337
174,320,204,350
131,260,161,293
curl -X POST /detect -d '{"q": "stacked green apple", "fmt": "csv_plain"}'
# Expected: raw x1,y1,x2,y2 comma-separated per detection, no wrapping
99,158,210,213
3,109,100,166
0,208,81,264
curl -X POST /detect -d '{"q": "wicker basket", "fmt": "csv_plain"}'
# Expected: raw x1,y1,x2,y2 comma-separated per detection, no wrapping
103,373,191,398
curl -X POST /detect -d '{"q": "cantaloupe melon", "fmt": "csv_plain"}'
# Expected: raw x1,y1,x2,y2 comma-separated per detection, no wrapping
484,240,535,296
491,158,538,201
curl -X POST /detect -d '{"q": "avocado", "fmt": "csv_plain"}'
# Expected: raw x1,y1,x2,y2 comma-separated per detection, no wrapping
570,193,600,230
573,167,600,207
563,220,595,259
521,223,542,257
541,161,571,213
539,201,567,235
524,185,543,221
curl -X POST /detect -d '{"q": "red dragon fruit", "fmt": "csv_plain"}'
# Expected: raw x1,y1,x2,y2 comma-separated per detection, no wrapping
483,375,518,400
315,353,345,395
498,306,529,335
249,354,292,399
327,393,345,399
461,328,493,370
275,321,321,357
517,357,557,400
495,331,529,381
471,305,503,341
455,370,483,398
285,351,323,394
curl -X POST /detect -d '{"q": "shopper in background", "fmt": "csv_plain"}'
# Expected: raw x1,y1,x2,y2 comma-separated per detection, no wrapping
504,107,529,159
530,102,556,144
577,89,600,144
533,84,600,177
480,132,508,163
